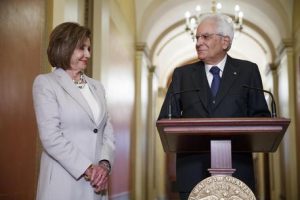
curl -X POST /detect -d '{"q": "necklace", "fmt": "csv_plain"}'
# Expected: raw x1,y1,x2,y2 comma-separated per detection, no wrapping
73,72,87,89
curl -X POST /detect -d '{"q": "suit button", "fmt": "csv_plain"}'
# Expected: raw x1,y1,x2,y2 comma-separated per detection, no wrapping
212,100,216,104
93,129,98,133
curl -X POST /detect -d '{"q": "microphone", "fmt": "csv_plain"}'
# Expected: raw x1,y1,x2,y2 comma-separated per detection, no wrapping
168,88,200,119
242,85,277,118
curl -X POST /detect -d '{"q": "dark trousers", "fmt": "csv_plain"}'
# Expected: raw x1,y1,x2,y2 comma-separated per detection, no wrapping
179,192,190,200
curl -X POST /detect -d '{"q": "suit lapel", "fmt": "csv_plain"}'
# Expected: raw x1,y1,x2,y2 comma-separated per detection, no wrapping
191,61,209,112
214,56,239,107
52,68,96,125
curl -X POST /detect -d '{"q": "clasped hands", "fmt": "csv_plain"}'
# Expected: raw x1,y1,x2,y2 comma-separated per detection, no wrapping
84,162,110,193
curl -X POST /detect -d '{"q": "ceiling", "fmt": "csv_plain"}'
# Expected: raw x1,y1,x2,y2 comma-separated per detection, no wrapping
134,0,293,88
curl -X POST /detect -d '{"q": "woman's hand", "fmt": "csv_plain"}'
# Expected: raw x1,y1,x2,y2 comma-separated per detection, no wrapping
89,163,110,192
84,165,93,181
93,176,108,193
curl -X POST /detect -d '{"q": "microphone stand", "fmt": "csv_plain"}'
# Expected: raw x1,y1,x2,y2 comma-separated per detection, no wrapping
242,85,277,118
168,89,200,119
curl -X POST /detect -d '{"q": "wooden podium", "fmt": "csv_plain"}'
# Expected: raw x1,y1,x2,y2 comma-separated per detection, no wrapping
156,117,290,176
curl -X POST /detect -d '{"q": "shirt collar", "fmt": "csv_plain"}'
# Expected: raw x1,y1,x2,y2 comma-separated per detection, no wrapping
205,55,227,73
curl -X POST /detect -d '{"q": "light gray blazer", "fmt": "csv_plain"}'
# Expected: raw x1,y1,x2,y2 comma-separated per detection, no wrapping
33,68,115,200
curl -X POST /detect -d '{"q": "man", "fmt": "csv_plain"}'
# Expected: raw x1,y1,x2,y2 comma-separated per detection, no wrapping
158,14,271,200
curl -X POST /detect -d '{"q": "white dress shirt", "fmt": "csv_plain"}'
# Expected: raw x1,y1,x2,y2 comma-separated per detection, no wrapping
80,84,100,123
205,55,227,87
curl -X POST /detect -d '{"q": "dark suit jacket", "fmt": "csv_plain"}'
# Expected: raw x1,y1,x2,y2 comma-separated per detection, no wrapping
158,55,270,192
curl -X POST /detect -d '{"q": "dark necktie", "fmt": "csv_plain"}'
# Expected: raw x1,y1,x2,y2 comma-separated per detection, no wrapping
210,66,221,97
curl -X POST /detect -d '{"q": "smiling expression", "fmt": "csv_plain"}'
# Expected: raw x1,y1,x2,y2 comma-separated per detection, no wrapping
195,20,230,65
69,38,91,72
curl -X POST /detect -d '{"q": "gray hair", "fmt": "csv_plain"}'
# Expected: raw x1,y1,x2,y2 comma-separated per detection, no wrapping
200,14,234,50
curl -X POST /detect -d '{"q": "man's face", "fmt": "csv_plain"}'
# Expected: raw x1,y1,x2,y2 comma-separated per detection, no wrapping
195,20,230,65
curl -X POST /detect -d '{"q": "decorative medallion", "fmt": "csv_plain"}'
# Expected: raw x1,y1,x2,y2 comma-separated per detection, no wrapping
188,175,256,200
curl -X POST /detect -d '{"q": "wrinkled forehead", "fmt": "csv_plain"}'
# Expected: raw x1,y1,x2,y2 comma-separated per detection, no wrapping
197,19,217,34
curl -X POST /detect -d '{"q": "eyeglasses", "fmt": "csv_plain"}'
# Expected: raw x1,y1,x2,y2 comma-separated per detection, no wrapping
195,33,224,41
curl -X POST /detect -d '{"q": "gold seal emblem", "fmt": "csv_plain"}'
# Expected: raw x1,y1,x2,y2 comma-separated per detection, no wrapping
188,175,256,200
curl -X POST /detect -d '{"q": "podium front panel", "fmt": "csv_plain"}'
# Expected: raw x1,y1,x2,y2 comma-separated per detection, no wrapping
156,118,290,153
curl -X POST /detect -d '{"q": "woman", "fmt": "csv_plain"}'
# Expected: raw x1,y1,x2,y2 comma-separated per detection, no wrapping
33,22,115,200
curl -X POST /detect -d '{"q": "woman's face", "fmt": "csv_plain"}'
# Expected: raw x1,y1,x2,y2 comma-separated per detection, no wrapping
70,38,91,71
